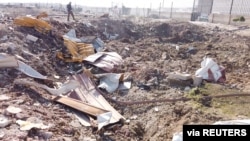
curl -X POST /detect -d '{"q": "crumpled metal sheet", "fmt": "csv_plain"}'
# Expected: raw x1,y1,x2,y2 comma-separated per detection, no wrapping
17,61,47,79
118,81,132,90
68,73,125,129
53,96,110,117
97,73,122,93
15,78,112,130
57,29,95,62
84,52,123,72
0,53,47,79
80,36,104,52
63,29,81,42
14,16,51,33
14,79,80,96
54,96,113,130
92,38,104,52
0,56,18,68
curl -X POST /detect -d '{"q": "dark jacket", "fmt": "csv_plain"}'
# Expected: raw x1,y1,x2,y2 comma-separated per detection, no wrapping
67,3,72,12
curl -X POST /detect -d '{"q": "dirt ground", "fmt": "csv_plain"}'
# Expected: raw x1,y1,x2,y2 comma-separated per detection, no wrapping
0,7,250,141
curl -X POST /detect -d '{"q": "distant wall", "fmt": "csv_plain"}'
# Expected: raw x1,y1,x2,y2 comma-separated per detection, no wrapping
171,12,192,21
209,14,230,24
129,8,148,17
82,7,109,13
150,11,192,21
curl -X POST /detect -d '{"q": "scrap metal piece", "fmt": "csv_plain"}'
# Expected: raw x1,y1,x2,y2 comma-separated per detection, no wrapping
80,36,104,52
0,53,47,79
14,79,80,96
73,111,91,127
17,61,47,79
68,73,125,129
83,52,123,72
63,29,81,42
118,81,132,90
96,73,123,93
53,96,111,117
92,38,104,52
14,16,51,33
97,112,112,130
57,29,95,62
15,78,112,129
0,56,18,68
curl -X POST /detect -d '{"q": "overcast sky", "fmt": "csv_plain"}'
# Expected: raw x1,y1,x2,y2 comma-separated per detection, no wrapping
1,0,195,8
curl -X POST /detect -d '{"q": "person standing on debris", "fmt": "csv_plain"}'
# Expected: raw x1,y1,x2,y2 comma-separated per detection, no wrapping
67,2,76,21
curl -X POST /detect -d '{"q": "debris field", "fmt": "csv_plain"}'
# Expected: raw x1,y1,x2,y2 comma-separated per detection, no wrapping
0,8,250,141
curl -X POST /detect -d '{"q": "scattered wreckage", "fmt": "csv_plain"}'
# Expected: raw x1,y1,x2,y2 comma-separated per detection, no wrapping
5,13,126,131
0,10,250,140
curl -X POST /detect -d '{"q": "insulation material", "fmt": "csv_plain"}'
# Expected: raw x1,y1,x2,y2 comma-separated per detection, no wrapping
14,16,51,33
57,29,95,62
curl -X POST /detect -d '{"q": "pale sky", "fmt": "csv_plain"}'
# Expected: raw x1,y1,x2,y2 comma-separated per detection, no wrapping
1,0,195,8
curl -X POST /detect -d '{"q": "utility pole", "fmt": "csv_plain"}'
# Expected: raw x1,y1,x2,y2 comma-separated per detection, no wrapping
170,1,173,18
228,0,234,24
210,0,214,14
191,0,196,21
75,0,76,10
159,2,161,18
210,0,214,23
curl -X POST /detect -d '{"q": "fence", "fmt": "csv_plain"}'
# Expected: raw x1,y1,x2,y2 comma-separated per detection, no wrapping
3,1,250,25
195,0,250,25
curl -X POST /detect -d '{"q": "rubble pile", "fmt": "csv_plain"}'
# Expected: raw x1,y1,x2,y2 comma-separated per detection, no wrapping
0,9,250,141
